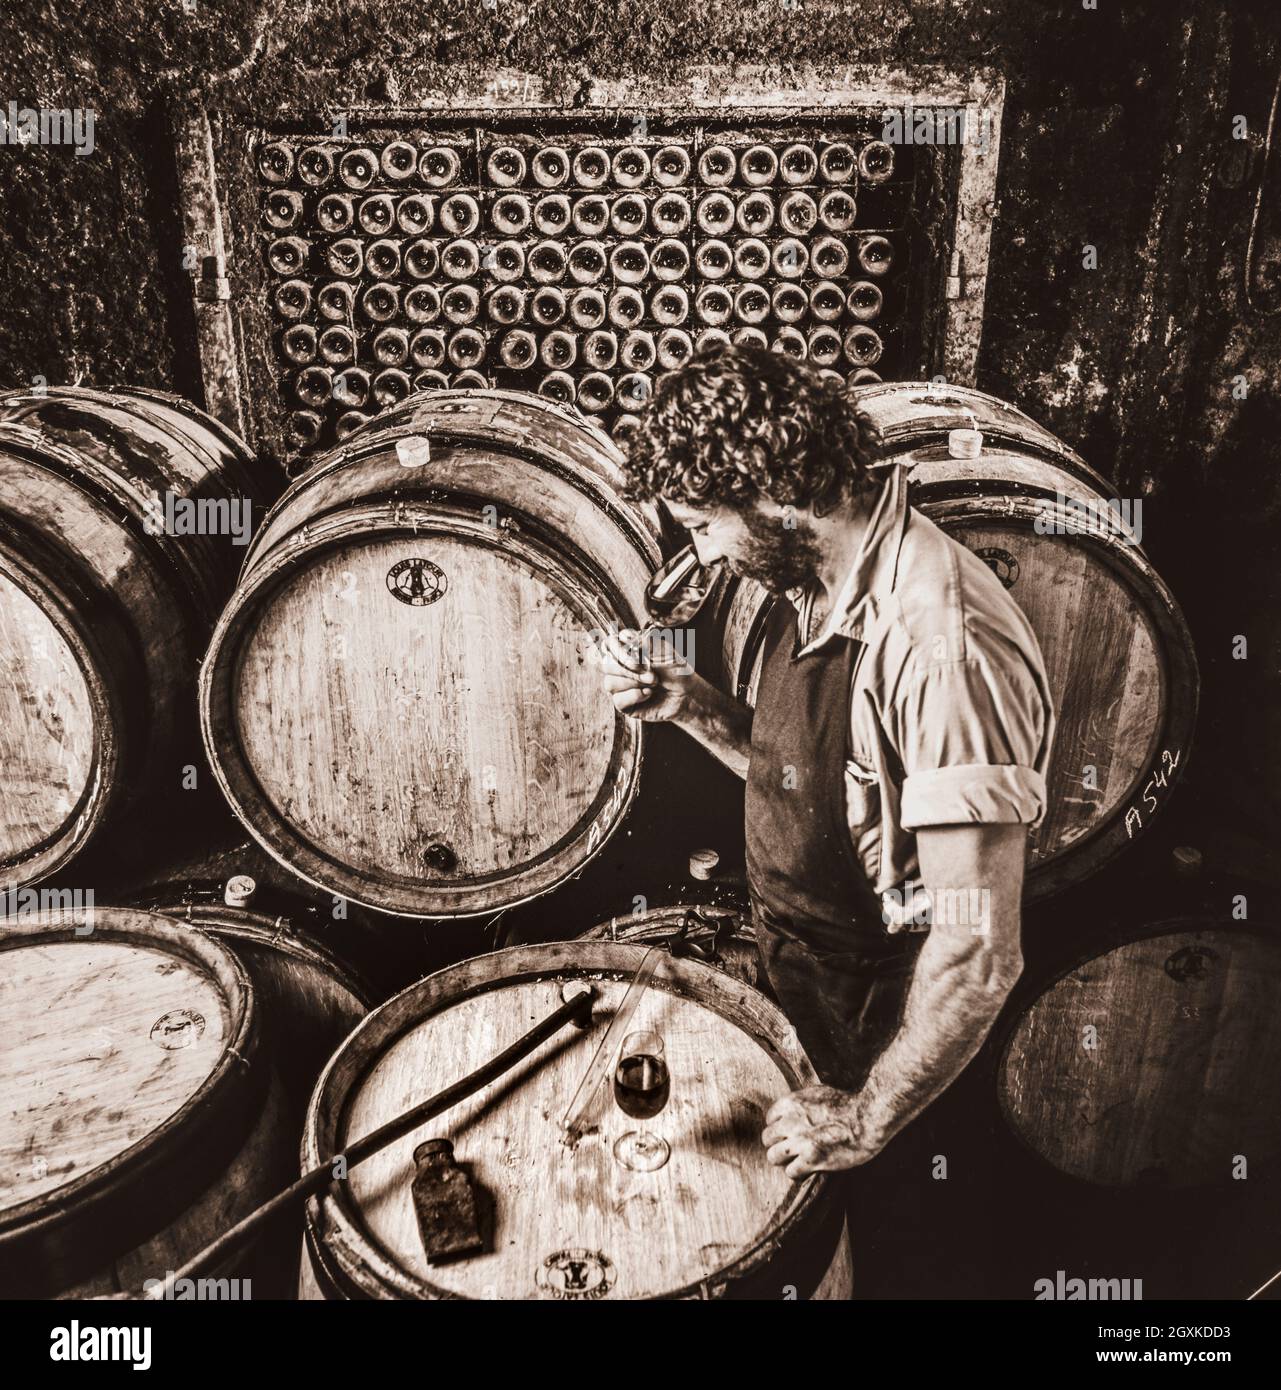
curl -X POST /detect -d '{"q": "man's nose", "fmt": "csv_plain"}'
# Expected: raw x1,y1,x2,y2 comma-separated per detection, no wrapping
690,534,720,567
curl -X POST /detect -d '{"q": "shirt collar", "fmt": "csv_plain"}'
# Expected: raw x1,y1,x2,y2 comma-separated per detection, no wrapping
785,463,909,653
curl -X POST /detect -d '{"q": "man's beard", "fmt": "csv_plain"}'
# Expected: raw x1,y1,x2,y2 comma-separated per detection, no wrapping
731,506,823,593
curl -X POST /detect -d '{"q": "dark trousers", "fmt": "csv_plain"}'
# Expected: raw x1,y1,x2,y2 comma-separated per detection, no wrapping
839,1057,1004,1298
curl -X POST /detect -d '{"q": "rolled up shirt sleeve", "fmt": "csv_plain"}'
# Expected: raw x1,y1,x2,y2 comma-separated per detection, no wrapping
890,656,1052,832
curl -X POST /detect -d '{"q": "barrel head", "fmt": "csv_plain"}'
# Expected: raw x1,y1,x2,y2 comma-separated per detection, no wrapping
0,567,97,874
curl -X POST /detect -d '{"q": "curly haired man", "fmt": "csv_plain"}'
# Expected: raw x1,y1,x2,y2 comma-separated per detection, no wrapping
599,346,1056,1195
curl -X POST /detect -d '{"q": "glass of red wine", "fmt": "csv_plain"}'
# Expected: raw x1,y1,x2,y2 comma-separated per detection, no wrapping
612,1029,671,1172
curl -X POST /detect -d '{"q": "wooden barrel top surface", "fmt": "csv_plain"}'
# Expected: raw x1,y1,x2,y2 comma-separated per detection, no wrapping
249,389,661,583
345,387,630,485
153,903,371,1003
850,380,1105,484
998,927,1281,1188
232,528,618,894
0,569,95,864
308,942,825,1300
102,385,263,496
0,914,240,1213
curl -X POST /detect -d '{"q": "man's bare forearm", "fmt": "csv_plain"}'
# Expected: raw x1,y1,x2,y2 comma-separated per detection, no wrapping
673,678,753,778
857,928,1021,1147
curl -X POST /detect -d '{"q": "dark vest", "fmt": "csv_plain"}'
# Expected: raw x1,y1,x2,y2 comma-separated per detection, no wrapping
745,597,921,1089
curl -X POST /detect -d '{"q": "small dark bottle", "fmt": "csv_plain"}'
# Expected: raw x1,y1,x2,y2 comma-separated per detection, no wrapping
317,281,355,321
286,410,323,449
411,1139,483,1263
338,147,378,191
396,194,434,236
297,145,335,187
358,194,396,236
373,368,413,407
373,327,410,367
267,236,309,276
294,366,332,408
381,140,419,183
335,410,370,442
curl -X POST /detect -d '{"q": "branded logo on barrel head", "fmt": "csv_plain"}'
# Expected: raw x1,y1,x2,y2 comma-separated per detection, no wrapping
1164,944,1219,983
150,1009,206,1050
975,547,1019,589
386,558,446,606
536,1249,615,1299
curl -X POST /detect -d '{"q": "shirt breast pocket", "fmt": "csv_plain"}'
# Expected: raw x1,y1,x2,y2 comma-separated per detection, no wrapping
843,757,881,833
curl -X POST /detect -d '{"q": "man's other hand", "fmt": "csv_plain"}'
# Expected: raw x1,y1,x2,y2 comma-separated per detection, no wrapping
762,1085,887,1178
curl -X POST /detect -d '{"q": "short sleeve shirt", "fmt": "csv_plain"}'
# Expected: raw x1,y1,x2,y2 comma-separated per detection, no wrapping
784,462,1057,902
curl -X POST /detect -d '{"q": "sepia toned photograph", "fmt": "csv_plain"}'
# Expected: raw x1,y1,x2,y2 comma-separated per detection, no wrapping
0,0,1276,1366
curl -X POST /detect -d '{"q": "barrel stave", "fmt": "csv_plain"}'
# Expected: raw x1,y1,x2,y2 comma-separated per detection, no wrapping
0,390,260,625
245,388,661,578
0,524,127,878
243,442,655,618
148,901,372,1113
579,904,763,990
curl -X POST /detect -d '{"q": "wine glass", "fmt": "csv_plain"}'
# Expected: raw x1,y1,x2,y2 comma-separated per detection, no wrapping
612,1029,671,1172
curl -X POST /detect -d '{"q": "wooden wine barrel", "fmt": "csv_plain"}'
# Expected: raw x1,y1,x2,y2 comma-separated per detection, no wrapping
112,827,424,998
201,389,665,917
0,386,265,889
300,941,852,1299
578,903,764,990
149,901,373,1117
996,922,1281,1189
714,382,1198,899
0,907,295,1298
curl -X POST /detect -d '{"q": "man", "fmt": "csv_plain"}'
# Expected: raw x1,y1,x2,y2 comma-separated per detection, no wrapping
599,346,1055,1181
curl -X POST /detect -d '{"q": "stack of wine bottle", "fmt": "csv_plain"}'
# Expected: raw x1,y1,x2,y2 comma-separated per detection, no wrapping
257,128,909,456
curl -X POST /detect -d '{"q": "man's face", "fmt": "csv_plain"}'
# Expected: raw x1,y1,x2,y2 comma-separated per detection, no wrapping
664,496,823,594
